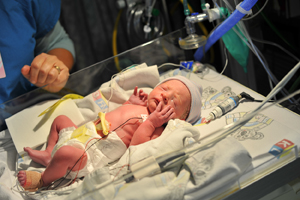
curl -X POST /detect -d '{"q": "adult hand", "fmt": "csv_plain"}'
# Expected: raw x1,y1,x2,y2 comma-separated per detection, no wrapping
21,53,70,93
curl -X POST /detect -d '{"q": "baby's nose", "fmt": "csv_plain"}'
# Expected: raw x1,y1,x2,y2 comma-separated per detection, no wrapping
161,93,171,105
162,95,168,104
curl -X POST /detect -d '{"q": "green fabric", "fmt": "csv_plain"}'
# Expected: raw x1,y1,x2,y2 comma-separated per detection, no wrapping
221,24,249,73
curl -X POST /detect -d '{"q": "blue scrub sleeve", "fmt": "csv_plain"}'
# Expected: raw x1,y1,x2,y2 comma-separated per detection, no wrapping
35,21,76,60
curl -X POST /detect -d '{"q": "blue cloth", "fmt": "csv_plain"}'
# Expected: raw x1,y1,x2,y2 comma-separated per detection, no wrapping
0,0,61,104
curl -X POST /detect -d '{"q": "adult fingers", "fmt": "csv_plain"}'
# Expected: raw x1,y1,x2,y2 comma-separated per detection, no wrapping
21,65,31,80
43,66,60,84
35,54,58,84
28,53,48,84
42,66,69,93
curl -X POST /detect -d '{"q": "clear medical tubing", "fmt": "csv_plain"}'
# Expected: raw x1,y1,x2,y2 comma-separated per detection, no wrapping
194,0,258,61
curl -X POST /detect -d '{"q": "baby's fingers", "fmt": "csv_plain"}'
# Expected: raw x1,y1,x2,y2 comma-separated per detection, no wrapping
160,105,172,115
143,95,147,101
168,110,176,120
165,107,175,119
158,105,174,119
139,90,148,98
138,89,143,95
133,86,138,96
156,101,163,111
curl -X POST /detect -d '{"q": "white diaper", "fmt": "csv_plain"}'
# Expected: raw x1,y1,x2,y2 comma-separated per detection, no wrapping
52,122,127,179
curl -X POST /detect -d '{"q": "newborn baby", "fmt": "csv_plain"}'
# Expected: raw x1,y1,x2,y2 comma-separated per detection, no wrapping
17,75,203,191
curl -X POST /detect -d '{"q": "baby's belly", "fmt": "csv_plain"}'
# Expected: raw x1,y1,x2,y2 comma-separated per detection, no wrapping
106,105,148,146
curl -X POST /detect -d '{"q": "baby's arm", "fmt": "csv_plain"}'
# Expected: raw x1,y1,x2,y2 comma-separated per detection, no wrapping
130,102,175,146
123,86,148,106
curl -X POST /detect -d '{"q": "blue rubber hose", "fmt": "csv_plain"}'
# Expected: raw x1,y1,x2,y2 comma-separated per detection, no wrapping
194,0,258,61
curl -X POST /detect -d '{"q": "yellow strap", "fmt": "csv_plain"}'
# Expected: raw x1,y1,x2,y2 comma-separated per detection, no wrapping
99,112,109,135
38,94,84,117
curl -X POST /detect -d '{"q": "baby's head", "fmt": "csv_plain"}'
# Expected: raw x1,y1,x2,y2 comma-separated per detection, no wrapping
147,75,203,124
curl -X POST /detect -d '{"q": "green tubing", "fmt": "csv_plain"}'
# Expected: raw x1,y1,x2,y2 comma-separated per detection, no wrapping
183,0,190,15
201,0,206,10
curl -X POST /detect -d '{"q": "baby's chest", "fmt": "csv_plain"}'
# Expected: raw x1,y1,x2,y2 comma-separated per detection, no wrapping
107,105,148,131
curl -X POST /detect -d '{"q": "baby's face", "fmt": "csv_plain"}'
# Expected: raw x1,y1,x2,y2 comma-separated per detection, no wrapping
147,80,191,120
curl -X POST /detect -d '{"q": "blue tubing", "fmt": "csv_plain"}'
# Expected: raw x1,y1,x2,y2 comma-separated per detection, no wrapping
194,0,258,61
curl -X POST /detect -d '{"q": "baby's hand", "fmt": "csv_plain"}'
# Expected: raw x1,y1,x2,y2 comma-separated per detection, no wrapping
128,86,148,106
147,102,175,128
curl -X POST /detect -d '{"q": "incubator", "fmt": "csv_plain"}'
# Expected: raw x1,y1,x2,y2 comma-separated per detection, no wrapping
1,0,300,199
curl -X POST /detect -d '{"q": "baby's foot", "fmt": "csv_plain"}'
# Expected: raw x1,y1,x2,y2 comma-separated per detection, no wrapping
24,147,51,167
17,171,43,191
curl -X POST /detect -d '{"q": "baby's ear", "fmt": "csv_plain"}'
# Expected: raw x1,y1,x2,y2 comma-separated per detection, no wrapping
182,107,190,121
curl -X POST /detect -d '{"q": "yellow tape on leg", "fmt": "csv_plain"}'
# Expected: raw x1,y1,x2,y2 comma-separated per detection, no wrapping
98,112,110,135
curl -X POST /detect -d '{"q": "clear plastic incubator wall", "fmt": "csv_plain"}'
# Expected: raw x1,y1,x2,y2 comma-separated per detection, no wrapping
1,1,300,200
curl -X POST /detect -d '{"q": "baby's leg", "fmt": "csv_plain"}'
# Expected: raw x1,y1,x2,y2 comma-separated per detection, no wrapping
25,115,77,167
18,145,87,190
42,145,87,186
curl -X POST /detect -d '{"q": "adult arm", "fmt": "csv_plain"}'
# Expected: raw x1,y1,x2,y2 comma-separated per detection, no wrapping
35,21,75,69
21,21,75,92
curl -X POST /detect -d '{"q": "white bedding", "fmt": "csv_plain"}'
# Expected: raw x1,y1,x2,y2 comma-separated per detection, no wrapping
1,63,300,199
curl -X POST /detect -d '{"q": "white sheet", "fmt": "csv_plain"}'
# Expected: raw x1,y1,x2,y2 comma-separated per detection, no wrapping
6,99,85,155
0,129,21,200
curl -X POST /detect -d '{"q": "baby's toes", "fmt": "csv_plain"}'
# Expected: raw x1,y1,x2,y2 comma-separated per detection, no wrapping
17,171,26,185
